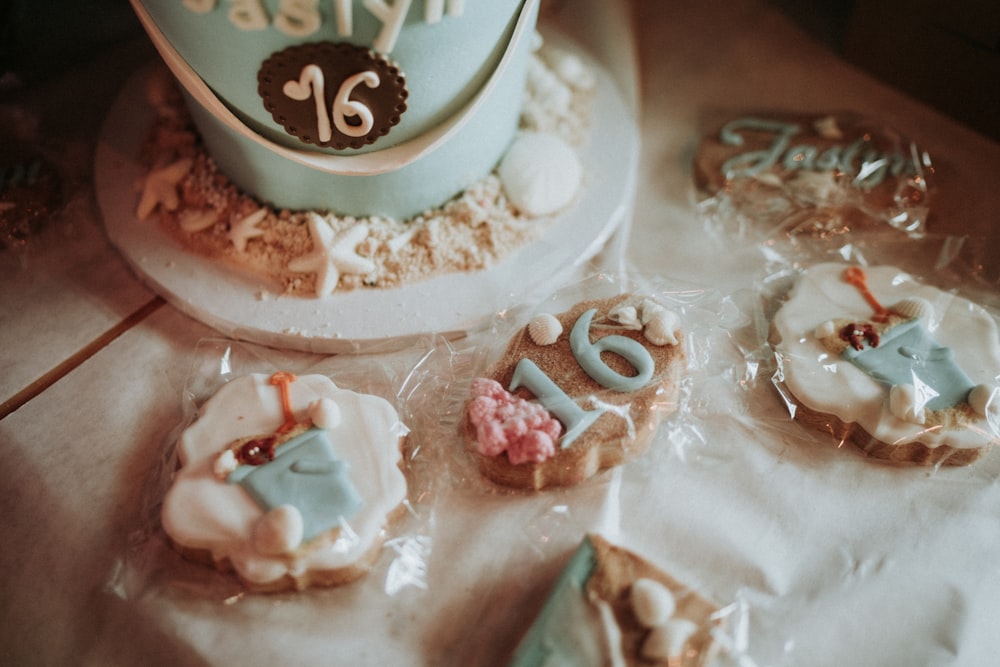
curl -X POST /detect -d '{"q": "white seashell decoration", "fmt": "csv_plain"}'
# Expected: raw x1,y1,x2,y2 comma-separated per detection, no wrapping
497,132,582,217
179,208,218,232
639,299,667,324
891,297,934,324
251,504,304,556
608,304,642,330
528,313,563,346
968,384,1000,419
642,619,699,661
644,309,681,346
813,115,843,140
309,397,342,429
631,578,676,628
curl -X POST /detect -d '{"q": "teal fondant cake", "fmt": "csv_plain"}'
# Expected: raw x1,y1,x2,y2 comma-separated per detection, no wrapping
131,0,539,220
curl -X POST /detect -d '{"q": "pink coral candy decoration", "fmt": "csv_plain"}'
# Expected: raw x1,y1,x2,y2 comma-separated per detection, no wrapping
468,378,563,463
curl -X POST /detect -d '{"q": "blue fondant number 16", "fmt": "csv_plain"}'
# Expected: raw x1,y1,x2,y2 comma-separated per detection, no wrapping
509,309,655,448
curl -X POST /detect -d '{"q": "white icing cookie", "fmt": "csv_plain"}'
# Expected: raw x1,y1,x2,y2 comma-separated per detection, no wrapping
162,373,407,590
773,263,1000,465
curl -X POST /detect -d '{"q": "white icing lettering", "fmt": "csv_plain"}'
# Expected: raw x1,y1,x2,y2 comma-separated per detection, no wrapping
333,71,380,137
720,118,799,178
424,0,464,23
283,64,333,142
274,0,321,37
190,0,465,47
283,65,382,142
333,0,353,36
183,0,216,13
362,0,412,53
228,0,269,31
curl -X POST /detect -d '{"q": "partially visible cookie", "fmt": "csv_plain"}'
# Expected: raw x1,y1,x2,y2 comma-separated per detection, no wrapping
161,372,408,591
509,534,718,666
693,113,930,237
462,294,685,490
772,263,1000,465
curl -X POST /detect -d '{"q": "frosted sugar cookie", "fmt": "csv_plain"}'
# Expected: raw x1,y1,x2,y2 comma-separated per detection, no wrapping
463,295,685,489
161,372,407,591
694,114,930,236
510,534,718,666
772,263,1000,465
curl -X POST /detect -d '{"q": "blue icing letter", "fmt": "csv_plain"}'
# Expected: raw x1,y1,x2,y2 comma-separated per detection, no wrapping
569,308,655,392
510,359,603,449
719,117,800,179
228,427,363,542
841,319,975,411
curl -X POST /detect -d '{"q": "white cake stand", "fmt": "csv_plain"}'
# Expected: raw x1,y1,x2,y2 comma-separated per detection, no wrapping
95,34,639,354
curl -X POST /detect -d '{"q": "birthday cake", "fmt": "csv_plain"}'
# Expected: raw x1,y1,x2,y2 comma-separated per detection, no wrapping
772,263,1000,465
160,372,408,591
128,0,596,298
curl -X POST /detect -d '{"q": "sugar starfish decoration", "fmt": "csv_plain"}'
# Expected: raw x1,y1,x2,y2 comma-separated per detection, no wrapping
288,213,376,297
136,157,193,220
228,208,267,252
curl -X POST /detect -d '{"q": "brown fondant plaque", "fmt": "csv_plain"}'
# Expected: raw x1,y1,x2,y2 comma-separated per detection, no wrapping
258,42,408,150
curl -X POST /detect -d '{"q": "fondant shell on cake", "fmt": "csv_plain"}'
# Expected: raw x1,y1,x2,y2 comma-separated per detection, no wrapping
527,313,563,346
891,297,934,323
497,131,582,216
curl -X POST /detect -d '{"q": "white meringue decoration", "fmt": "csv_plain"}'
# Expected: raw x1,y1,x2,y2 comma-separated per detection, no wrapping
251,504,305,556
968,384,1000,419
498,131,582,217
631,578,676,628
527,313,563,346
889,384,927,425
608,304,642,330
891,297,934,325
642,618,699,661
308,397,342,429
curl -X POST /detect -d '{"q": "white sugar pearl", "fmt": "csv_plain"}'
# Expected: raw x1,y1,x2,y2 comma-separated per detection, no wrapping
309,398,342,429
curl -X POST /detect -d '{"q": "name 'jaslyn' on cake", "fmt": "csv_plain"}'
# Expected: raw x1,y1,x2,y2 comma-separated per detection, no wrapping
129,0,596,298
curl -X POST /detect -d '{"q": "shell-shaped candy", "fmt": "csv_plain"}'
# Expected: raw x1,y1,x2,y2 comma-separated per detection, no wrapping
608,304,642,330
251,504,304,556
641,618,699,661
498,132,582,217
891,297,934,324
528,313,563,346
631,577,676,628
644,309,681,346
179,208,218,232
